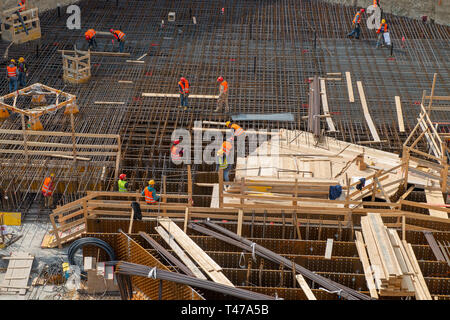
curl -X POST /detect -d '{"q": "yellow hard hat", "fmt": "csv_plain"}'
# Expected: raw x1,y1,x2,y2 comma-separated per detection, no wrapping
148,179,155,185
10,59,16,63
50,173,55,177
18,57,25,63
217,149,224,156
382,19,386,24
225,121,231,127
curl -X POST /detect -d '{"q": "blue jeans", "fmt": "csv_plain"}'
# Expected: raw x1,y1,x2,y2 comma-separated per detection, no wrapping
180,93,188,107
89,37,97,49
18,72,26,86
216,165,230,181
9,77,18,92
348,25,360,39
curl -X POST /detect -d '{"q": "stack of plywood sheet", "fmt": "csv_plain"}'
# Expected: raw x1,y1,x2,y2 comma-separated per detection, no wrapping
358,213,432,299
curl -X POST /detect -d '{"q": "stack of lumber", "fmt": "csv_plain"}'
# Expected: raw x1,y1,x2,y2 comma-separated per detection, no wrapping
357,213,432,299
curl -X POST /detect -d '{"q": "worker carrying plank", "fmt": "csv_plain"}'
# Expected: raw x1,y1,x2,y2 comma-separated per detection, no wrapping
178,77,189,109
347,8,365,40
170,139,184,163
141,180,160,204
214,76,229,112
110,29,126,53
6,59,18,92
118,173,128,192
42,173,54,207
85,29,98,50
17,57,28,87
216,149,231,182
376,19,390,48
225,121,245,139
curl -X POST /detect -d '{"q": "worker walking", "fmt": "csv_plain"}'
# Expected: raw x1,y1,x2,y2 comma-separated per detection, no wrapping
225,121,245,139
178,77,189,109
347,9,364,39
215,76,229,112
17,57,28,87
170,139,184,163
110,29,126,53
216,149,230,182
118,173,128,192
42,173,54,207
376,19,389,48
6,60,18,92
141,180,160,204
85,29,97,49
17,0,26,12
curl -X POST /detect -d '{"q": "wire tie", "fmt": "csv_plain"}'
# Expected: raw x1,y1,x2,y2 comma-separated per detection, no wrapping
147,267,157,279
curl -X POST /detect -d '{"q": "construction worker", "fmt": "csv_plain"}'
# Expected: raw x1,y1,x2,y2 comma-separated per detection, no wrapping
373,0,380,8
216,149,230,182
118,173,128,192
178,77,189,109
17,57,28,87
6,59,18,92
110,29,126,53
225,121,245,139
347,9,364,39
376,19,389,48
215,76,229,112
222,140,233,155
85,29,97,49
42,173,54,207
141,180,160,204
17,0,26,12
171,140,184,163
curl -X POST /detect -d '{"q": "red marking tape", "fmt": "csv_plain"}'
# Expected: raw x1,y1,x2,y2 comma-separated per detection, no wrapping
222,220,228,223
151,43,159,46
229,58,236,61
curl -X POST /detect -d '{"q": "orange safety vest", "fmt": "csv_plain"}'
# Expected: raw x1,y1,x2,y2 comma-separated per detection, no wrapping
17,0,25,12
171,145,182,161
85,29,96,39
7,66,17,78
144,187,156,204
178,80,189,94
377,23,388,33
222,141,232,154
373,0,379,7
42,177,53,196
220,81,228,93
113,30,125,40
231,123,244,136
353,12,361,24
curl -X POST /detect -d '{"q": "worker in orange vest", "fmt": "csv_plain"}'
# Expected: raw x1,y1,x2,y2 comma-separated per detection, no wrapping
178,77,189,109
85,29,97,49
222,140,233,155
171,139,184,163
141,180,160,204
373,0,380,8
110,29,126,52
225,121,245,139
6,59,18,92
376,19,389,48
42,173,54,207
347,9,364,39
215,76,229,112
17,0,26,12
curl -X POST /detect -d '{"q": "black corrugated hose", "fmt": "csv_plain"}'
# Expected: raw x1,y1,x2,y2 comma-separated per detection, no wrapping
67,237,116,266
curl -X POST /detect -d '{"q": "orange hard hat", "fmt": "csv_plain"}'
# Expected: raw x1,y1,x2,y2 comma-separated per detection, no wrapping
217,76,223,82
180,77,186,82
85,35,90,40
110,29,114,33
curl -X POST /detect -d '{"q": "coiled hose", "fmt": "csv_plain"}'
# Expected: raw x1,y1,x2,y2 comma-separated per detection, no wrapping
67,237,116,266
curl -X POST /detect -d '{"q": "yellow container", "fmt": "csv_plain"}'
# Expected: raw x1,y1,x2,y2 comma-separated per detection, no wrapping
0,212,21,226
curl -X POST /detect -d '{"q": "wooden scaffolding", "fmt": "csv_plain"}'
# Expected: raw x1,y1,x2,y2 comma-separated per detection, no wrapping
0,4,41,44
62,48,92,84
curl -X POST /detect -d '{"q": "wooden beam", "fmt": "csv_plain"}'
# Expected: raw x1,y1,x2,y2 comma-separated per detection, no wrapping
324,238,333,259
320,79,336,132
142,93,219,99
57,49,130,57
395,96,405,132
295,274,317,300
357,81,381,142
355,231,379,299
345,72,355,102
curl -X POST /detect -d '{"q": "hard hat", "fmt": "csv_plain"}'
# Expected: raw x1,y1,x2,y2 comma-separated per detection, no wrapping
148,180,155,185
110,28,114,33
360,8,365,13
217,76,223,82
18,57,24,62
217,149,224,156
173,139,180,145
382,19,386,23
10,59,16,64
180,77,186,82
119,173,126,180
85,35,90,40
50,173,55,177
225,121,231,127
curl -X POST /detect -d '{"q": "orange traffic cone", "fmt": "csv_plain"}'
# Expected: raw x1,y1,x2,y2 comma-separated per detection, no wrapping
64,102,79,115
0,107,10,119
28,117,44,131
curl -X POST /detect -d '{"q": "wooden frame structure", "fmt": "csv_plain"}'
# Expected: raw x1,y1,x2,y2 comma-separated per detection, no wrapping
62,48,91,84
0,83,78,130
0,4,41,44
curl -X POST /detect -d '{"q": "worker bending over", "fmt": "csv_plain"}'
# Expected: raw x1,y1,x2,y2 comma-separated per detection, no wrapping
42,173,54,207
141,180,160,204
118,173,128,192
85,29,97,49
110,29,126,53
17,57,28,87
215,76,229,112
178,77,189,109
225,121,245,139
347,9,364,39
17,0,26,12
216,149,230,182
6,60,18,92
171,139,184,163
376,19,389,48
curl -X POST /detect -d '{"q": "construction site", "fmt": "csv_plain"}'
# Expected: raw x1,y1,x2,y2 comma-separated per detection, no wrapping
0,0,449,303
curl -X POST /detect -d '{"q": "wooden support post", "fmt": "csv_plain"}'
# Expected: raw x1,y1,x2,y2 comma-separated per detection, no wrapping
183,207,189,233
240,178,245,208
128,206,134,234
427,73,437,116
402,215,406,241
187,165,193,206
403,147,410,189
237,209,244,236
49,214,62,249
218,168,224,208
162,175,167,215
70,113,77,166
293,178,298,206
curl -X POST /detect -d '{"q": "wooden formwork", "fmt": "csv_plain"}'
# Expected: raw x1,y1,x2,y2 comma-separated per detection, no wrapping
1,5,41,44
62,49,91,84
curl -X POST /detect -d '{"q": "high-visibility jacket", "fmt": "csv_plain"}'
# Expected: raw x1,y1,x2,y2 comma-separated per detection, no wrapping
7,65,17,78
18,62,27,73
85,29,96,40
377,23,388,33
118,179,127,192
17,0,25,12
113,30,125,41
178,80,189,94
353,12,361,24
231,123,244,136
373,0,379,7
219,81,228,93
222,141,232,154
143,187,157,204
42,177,53,196
218,154,228,169
171,145,182,162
